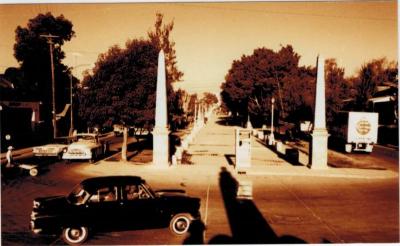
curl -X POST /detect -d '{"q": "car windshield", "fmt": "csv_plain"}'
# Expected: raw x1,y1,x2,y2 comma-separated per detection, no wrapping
67,184,90,205
142,182,156,198
75,135,96,143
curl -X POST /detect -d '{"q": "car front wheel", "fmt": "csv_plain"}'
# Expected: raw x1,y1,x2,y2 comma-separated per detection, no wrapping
29,168,38,177
89,151,96,163
62,226,89,245
169,213,192,235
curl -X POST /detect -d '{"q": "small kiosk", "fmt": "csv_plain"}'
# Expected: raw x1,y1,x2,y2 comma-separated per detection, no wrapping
235,128,252,173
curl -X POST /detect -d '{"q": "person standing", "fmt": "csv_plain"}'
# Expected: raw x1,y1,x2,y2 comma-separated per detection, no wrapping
6,146,14,168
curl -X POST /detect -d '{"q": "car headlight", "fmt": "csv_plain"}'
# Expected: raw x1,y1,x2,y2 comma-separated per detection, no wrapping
31,211,38,220
33,200,40,208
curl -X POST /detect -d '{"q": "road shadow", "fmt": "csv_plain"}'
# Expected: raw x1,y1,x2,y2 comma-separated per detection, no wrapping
183,219,206,244
207,167,307,244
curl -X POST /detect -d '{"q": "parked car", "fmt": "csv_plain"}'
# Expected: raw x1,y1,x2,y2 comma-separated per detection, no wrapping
30,176,201,245
32,144,68,160
62,133,109,163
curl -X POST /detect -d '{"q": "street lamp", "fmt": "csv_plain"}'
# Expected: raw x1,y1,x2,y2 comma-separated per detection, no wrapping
269,97,275,145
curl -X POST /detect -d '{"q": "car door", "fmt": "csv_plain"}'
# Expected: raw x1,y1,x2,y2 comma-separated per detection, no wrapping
120,183,163,230
85,185,124,231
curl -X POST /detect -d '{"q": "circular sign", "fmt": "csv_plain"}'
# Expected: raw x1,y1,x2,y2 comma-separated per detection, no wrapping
356,119,371,135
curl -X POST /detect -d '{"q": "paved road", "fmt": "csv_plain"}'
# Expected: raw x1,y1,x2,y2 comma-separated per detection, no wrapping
346,145,398,172
1,114,399,244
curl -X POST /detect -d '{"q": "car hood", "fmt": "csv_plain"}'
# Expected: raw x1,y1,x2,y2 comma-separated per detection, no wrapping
155,189,186,197
68,142,97,149
33,144,67,151
41,144,67,148
34,195,70,210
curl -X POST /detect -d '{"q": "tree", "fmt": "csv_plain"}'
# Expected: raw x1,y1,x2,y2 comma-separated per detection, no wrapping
77,14,184,131
220,45,314,127
78,41,158,129
200,92,218,109
12,12,75,136
148,13,184,84
324,59,352,126
353,58,398,111
169,89,188,131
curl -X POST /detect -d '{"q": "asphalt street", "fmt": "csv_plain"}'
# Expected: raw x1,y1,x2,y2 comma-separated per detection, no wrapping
1,114,399,244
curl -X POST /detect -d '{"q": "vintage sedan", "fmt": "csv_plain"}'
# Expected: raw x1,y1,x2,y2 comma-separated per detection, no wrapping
32,144,68,159
62,133,107,162
30,176,201,245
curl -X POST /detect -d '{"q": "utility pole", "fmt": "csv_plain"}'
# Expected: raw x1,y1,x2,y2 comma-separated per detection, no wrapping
40,34,59,140
69,73,74,137
68,63,90,137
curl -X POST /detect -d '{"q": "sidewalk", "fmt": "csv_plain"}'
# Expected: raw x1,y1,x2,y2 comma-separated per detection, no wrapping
184,114,398,180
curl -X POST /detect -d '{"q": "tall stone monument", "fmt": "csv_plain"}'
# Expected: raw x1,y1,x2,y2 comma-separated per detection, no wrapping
153,50,169,167
310,55,329,169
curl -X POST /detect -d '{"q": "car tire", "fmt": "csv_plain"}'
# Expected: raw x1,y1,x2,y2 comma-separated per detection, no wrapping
345,144,352,153
169,213,192,235
62,226,89,245
89,151,96,163
29,168,38,177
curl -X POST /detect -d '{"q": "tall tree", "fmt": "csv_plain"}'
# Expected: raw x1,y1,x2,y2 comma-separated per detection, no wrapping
77,14,184,131
353,58,398,111
148,13,184,84
324,59,352,126
78,41,158,129
12,12,75,135
220,45,314,127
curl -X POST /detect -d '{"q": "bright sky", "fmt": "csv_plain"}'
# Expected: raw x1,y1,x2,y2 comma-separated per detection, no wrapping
0,1,397,95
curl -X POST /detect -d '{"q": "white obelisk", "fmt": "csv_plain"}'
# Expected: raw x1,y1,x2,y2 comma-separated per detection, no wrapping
153,50,169,167
310,55,329,169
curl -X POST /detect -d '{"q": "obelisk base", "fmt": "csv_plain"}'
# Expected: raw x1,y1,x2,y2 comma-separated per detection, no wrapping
309,129,329,169
153,127,169,167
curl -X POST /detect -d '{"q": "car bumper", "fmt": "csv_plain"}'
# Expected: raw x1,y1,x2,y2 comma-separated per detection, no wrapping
33,153,60,157
30,220,43,234
62,154,92,160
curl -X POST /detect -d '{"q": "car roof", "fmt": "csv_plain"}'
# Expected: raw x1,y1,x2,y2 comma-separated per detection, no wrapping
81,176,145,190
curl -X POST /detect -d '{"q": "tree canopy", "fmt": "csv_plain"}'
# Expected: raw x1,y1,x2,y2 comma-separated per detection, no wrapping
220,45,315,127
352,58,398,111
77,14,184,131
324,59,352,126
5,12,75,137
200,92,219,109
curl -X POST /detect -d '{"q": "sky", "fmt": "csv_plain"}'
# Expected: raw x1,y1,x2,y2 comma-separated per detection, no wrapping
0,1,398,95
